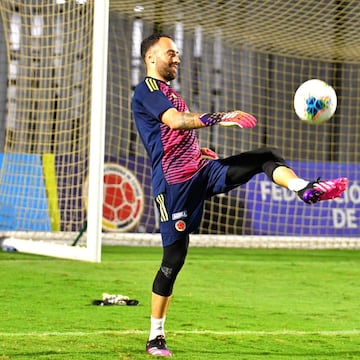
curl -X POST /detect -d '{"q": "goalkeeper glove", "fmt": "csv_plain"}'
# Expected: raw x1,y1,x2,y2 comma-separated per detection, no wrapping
200,147,219,160
199,111,257,128
219,111,257,128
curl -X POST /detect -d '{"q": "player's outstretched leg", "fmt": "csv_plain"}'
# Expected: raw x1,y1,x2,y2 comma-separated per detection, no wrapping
146,335,172,357
297,177,348,204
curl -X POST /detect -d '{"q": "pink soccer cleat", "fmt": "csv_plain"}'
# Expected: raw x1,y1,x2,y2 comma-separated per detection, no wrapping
146,335,173,357
297,177,348,204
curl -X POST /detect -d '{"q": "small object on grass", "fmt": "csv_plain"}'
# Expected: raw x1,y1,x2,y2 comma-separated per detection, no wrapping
92,293,139,306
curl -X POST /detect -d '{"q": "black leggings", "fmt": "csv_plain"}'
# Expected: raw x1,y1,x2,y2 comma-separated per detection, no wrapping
223,147,288,186
152,235,189,297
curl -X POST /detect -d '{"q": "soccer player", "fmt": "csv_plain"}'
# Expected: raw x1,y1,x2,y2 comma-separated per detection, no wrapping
131,33,348,357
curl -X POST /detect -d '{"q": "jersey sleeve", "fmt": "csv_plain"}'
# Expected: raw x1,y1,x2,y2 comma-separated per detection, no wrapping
138,79,174,120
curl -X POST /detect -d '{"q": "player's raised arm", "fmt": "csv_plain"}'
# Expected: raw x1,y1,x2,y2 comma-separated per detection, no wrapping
161,108,257,130
161,108,204,129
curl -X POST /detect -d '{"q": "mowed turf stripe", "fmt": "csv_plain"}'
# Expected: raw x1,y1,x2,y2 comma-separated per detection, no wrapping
1,329,359,337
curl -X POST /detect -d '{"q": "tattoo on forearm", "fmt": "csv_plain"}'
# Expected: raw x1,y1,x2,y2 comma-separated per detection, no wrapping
179,112,201,129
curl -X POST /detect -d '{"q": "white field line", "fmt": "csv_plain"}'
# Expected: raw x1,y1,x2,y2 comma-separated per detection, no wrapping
0,329,359,337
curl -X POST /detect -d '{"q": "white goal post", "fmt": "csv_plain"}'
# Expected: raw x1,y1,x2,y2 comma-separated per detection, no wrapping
0,1,359,262
84,0,109,262
0,0,109,262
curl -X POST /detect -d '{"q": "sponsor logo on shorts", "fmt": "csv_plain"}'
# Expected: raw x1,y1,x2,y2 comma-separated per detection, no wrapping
172,210,187,220
175,220,186,232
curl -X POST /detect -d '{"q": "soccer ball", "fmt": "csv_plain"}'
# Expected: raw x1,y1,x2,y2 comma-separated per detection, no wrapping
294,79,337,125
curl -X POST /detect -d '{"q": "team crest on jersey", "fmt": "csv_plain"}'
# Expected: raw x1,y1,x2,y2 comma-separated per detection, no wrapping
175,220,186,232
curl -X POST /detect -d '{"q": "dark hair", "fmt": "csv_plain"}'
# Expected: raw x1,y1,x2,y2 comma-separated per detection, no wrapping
140,33,173,61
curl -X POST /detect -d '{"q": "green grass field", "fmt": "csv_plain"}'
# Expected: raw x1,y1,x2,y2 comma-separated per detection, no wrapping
1,246,360,359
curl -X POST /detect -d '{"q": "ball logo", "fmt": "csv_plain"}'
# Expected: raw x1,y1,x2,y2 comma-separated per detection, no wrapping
84,163,144,232
102,164,144,232
175,220,186,232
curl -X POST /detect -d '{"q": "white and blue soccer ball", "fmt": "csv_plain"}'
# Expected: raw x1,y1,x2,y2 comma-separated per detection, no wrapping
294,79,337,125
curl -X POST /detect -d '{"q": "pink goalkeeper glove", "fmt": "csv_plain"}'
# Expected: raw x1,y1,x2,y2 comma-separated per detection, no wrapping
218,111,257,128
199,111,257,128
200,147,219,160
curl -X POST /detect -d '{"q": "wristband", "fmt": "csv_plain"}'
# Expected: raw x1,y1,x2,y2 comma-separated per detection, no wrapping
199,112,225,127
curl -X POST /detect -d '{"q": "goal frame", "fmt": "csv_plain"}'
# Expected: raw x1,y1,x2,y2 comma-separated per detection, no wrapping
1,0,109,262
1,1,358,260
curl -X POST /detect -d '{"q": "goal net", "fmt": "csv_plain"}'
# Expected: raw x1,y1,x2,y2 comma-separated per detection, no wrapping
0,0,359,261
0,0,108,261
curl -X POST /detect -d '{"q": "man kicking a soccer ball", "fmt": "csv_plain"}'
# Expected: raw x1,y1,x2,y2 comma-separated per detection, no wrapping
131,33,348,357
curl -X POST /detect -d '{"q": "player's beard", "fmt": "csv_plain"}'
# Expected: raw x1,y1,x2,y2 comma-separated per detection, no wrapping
159,63,177,82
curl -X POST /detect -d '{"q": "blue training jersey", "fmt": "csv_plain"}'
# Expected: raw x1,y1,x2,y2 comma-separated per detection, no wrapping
132,77,208,196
